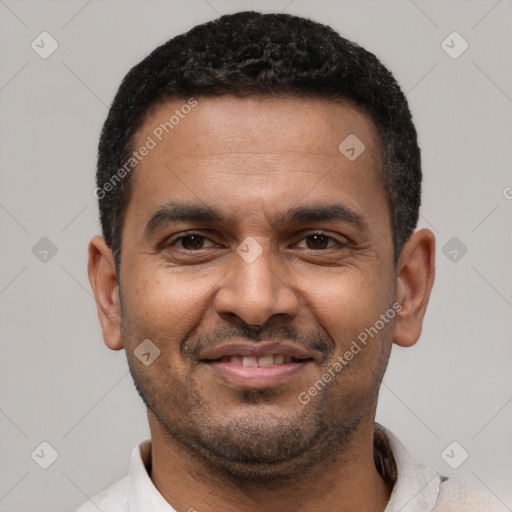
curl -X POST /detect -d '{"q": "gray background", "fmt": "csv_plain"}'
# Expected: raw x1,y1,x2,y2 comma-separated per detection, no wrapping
0,0,511,511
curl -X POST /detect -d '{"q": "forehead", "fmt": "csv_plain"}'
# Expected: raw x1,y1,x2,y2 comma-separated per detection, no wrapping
135,95,381,164
125,95,387,235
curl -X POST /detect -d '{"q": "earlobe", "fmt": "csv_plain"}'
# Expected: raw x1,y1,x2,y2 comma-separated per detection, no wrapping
393,229,435,348
87,235,124,350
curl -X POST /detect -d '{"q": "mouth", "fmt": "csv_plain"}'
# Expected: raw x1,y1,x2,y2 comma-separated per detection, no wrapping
199,342,316,389
212,354,307,367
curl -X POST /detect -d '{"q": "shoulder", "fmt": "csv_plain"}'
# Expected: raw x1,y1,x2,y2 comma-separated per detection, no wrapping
434,477,509,512
375,425,509,512
73,475,129,512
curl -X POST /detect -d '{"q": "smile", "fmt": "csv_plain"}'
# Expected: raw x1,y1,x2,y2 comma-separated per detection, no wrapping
203,356,313,389
199,340,317,389
218,354,300,367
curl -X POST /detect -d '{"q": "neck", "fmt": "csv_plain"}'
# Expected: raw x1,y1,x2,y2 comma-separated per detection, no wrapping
147,409,392,512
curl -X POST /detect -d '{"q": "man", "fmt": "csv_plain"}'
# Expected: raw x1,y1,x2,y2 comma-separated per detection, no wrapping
80,11,506,512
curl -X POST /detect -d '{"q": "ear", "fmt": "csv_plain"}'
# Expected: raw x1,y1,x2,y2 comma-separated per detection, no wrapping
393,228,435,348
87,235,124,350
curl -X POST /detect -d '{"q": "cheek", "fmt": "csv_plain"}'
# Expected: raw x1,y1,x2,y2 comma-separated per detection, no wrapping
120,267,219,369
128,268,212,321
301,266,394,338
300,266,396,395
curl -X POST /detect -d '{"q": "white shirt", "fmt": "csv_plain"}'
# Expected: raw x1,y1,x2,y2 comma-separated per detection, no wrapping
75,425,508,512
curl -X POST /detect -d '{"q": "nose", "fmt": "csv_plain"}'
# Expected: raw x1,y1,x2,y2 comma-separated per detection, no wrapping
213,242,299,326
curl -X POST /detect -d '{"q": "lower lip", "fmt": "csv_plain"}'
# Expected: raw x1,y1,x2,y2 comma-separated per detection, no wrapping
203,360,311,389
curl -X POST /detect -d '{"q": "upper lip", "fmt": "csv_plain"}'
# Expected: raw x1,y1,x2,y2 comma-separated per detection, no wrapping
199,340,316,361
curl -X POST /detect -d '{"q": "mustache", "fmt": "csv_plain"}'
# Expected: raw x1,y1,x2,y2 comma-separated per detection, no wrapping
181,322,332,364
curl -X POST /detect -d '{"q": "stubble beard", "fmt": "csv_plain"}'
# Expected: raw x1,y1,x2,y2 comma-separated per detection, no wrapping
129,359,382,488
122,293,394,487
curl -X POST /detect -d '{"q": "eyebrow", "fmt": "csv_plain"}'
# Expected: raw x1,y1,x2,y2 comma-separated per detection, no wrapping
144,201,366,239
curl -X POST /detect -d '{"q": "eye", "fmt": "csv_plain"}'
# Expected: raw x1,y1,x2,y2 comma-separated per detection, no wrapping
164,233,219,251
161,231,345,253
295,233,344,250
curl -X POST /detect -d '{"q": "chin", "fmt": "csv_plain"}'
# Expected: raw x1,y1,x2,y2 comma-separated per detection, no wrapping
157,396,362,487
192,413,361,488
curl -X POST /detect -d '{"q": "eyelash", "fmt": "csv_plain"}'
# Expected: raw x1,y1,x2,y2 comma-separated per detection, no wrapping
161,231,346,251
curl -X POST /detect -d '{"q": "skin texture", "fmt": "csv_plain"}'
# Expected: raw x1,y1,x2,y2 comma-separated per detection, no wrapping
88,96,435,512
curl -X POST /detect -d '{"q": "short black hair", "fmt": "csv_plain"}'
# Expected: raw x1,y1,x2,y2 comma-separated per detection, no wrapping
96,11,421,274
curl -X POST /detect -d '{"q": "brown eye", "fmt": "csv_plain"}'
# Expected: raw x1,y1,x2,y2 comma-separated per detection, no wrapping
295,233,341,250
164,233,218,251
304,234,331,250
181,235,204,250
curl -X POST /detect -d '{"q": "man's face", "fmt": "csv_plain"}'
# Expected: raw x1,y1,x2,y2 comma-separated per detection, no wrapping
118,96,397,481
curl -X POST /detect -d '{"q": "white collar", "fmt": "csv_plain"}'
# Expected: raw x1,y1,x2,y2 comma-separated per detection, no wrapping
379,425,442,512
127,439,176,511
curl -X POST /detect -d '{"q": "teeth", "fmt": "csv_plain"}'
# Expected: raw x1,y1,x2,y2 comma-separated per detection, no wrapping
230,355,243,366
242,356,258,368
229,355,294,367
257,355,274,367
